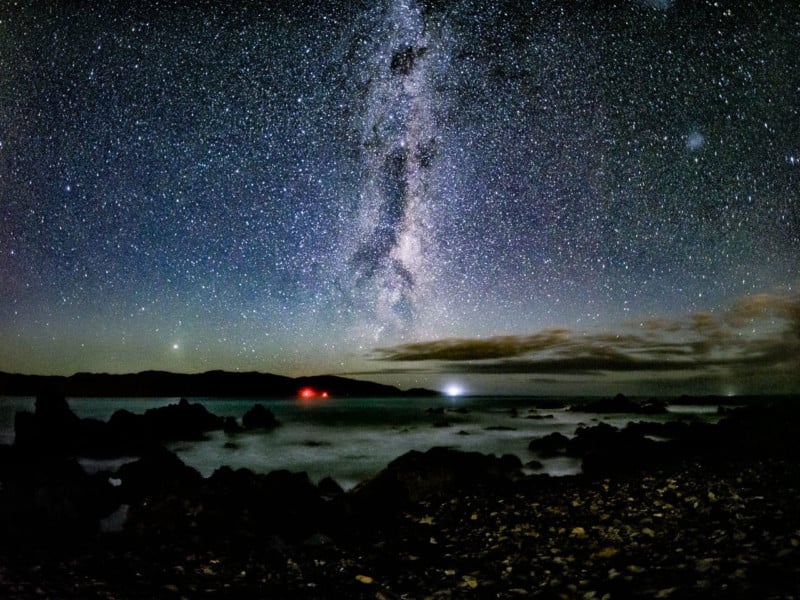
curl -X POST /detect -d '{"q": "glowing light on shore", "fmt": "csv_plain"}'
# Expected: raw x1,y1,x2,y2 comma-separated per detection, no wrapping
297,387,330,403
444,384,464,397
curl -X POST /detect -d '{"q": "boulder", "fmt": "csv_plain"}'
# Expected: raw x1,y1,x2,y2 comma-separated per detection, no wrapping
528,432,570,457
195,467,333,541
318,476,344,497
350,447,521,514
107,400,225,447
566,422,619,457
142,398,225,440
13,394,81,453
223,416,243,433
0,451,117,546
117,446,202,501
500,453,523,471
242,404,280,429
566,422,673,477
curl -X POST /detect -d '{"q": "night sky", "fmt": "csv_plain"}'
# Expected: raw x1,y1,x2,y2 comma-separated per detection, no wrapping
1,0,798,395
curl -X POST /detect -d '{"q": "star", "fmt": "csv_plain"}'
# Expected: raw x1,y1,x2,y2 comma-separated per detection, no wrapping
0,0,797,394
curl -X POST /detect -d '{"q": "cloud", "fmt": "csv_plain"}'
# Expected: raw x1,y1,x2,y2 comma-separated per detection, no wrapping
372,329,572,361
370,291,800,388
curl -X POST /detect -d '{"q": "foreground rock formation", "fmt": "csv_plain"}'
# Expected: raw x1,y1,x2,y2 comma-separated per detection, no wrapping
1,395,799,598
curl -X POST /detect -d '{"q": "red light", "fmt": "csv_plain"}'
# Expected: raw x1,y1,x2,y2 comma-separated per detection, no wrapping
297,387,329,403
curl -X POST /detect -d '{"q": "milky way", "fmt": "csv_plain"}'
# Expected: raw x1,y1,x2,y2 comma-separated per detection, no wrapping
343,0,440,337
1,1,798,393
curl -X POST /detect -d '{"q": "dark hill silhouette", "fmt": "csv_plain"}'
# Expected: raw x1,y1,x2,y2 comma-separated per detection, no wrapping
0,370,439,398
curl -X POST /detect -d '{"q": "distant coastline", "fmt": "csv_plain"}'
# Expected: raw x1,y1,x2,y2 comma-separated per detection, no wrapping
0,370,440,398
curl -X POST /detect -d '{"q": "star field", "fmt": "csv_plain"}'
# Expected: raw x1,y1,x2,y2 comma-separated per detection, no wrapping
1,1,798,394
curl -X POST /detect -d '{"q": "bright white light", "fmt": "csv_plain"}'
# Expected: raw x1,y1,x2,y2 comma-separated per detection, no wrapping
444,384,463,397
172,343,179,350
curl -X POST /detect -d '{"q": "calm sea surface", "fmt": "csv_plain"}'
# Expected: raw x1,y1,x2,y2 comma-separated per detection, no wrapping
0,396,721,489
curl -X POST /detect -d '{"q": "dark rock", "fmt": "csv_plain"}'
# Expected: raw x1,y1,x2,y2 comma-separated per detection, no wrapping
142,398,224,440
194,467,333,542
528,432,570,457
566,422,619,457
117,446,202,501
302,440,331,447
223,416,242,433
98,503,129,534
500,453,523,471
485,425,517,431
570,393,667,414
525,459,544,470
350,447,520,514
640,398,669,414
242,404,280,430
14,394,81,453
14,395,132,457
35,394,81,426
223,442,239,449
0,451,117,546
106,400,225,449
405,387,442,397
107,408,145,441
318,476,344,497
566,423,674,476
432,419,451,428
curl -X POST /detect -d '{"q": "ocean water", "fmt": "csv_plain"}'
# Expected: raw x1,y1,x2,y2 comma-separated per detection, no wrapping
0,396,722,489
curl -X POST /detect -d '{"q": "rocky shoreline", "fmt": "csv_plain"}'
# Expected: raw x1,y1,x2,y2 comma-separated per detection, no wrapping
1,396,799,598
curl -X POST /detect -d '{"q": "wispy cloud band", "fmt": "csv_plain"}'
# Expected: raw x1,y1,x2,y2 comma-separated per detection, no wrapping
371,292,800,385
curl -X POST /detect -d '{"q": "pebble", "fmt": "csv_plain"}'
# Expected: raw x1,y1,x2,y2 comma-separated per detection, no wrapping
570,526,587,538
695,558,714,572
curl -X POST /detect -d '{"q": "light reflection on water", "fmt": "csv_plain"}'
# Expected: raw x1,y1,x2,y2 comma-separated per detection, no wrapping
1,396,722,489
